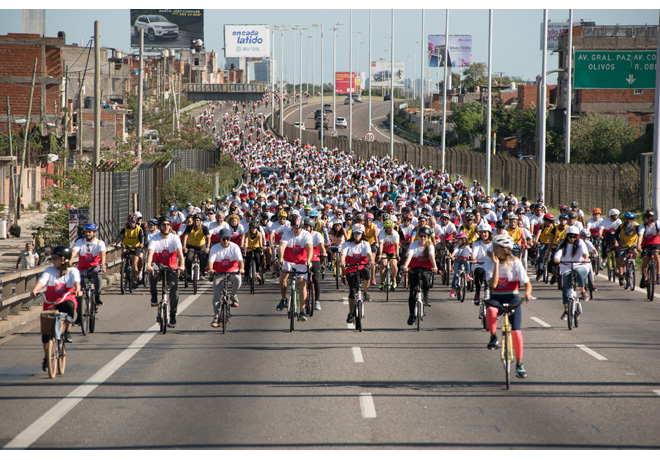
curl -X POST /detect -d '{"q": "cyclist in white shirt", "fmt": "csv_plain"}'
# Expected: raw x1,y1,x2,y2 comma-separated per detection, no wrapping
276,215,313,322
71,223,107,323
208,228,244,327
553,226,590,320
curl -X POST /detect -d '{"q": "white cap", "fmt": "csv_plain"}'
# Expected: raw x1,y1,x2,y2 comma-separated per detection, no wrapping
566,226,580,235
609,208,620,217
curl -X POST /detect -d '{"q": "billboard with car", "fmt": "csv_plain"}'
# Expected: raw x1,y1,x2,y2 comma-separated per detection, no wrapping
428,35,472,68
370,60,404,88
224,25,270,58
335,72,361,95
130,9,204,49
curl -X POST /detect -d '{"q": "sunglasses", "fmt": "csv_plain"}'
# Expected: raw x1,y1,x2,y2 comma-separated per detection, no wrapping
567,235,577,238
161,223,171,227
220,238,230,242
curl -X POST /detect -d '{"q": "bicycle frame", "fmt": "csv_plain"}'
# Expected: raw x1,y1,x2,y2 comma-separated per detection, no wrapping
282,267,309,332
485,298,523,390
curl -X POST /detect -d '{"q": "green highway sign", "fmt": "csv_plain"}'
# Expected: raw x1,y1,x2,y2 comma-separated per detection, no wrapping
574,50,656,89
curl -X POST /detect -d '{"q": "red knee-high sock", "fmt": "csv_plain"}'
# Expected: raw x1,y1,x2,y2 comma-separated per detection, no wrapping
512,330,524,361
486,307,498,334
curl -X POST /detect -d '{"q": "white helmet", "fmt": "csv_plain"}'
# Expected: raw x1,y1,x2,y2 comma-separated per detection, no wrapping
477,222,492,233
609,208,620,217
491,234,514,249
134,211,142,219
352,223,365,234
566,226,580,235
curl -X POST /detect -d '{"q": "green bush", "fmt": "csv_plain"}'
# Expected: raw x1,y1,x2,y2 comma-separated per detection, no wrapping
161,169,215,214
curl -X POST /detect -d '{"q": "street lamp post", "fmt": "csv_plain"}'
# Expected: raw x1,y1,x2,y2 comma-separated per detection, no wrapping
311,24,323,150
368,10,372,131
331,23,342,133
389,9,394,160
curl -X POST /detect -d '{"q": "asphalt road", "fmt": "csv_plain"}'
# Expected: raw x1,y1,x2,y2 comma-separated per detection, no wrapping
2,265,660,449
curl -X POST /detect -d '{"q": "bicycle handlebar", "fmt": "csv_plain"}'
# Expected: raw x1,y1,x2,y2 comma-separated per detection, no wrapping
485,298,524,312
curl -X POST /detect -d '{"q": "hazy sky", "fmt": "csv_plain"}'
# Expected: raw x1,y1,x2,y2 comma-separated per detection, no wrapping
1,3,656,86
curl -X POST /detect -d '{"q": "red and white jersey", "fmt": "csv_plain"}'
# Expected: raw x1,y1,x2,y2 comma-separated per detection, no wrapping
641,222,660,247
268,220,291,244
435,222,456,241
341,241,372,273
378,230,400,254
399,224,416,244
208,221,230,244
407,240,435,270
149,233,182,270
38,266,80,309
208,242,243,273
600,218,621,236
586,217,603,237
530,214,545,235
310,231,325,262
72,237,106,270
281,229,313,265
228,224,246,246
169,212,186,231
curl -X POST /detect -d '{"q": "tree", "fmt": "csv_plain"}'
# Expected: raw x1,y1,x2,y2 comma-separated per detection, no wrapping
461,63,488,92
450,102,484,143
570,113,640,164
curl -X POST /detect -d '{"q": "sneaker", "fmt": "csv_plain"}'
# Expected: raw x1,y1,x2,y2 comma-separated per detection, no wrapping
515,363,528,378
581,292,589,302
640,278,646,289
392,280,397,290
298,312,307,322
561,311,568,320
272,271,279,278
346,312,354,323
95,296,103,306
371,278,377,286
231,295,239,307
167,319,176,328
314,301,321,311
536,273,542,282
619,276,624,286
467,274,473,281
379,284,384,291
487,334,499,350
550,276,557,285
64,331,73,343
211,317,220,328
74,317,82,326
407,315,415,326
42,357,48,372
151,298,159,307
276,299,286,311
256,273,261,281
449,289,455,298
474,294,480,305
364,293,370,302
591,284,598,292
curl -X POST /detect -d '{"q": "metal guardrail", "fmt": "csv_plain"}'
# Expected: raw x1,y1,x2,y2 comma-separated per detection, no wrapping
185,83,266,93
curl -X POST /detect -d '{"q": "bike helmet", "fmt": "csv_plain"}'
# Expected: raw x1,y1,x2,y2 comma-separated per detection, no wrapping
193,213,203,220
566,226,580,235
148,218,158,226
303,218,315,228
127,214,137,223
418,227,432,237
495,220,506,230
477,222,492,232
580,229,591,238
304,204,313,211
492,234,514,249
570,201,579,207
558,214,569,221
290,215,304,228
352,223,365,234
51,245,73,261
456,232,468,239
592,208,602,214
544,213,555,221
332,219,344,226
624,212,636,219
365,213,374,220
501,211,510,220
465,213,475,220
643,210,655,219
344,213,353,220
353,214,364,222
567,211,578,219
277,210,288,219
308,209,320,218
134,211,142,220
383,220,395,228
218,228,232,239
83,223,98,232
168,206,178,212
158,216,171,226
609,208,620,217
250,221,260,229
260,212,270,221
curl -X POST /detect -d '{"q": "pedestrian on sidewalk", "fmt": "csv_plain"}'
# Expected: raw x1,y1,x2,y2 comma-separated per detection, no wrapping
16,242,39,270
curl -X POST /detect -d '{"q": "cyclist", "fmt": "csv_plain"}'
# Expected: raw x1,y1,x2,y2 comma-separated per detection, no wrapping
146,218,160,245
401,227,438,326
168,206,186,233
378,219,400,291
614,212,641,286
146,216,185,328
534,213,555,281
276,215,313,322
553,226,590,320
579,228,598,291
548,214,569,284
182,214,211,281
341,223,374,323
242,221,266,283
599,209,621,270
640,210,660,288
71,223,106,325
363,213,380,285
30,245,81,370
114,214,144,288
303,217,327,311
208,210,230,246
208,228,243,326
471,221,493,305
449,232,472,298
269,210,290,277
227,214,245,247
484,234,532,379
458,214,478,245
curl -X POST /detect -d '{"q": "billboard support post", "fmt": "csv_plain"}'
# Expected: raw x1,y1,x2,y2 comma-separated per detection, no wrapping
368,10,372,132
137,28,143,161
389,10,394,160
441,9,449,174
349,10,353,156
420,9,425,146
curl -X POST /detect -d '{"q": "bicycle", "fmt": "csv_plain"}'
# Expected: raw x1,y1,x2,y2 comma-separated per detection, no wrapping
283,266,310,332
40,309,70,379
330,246,341,290
120,245,138,294
320,255,327,280
605,245,617,283
473,262,490,331
644,248,658,301
155,266,177,334
590,236,602,276
213,272,236,334
454,258,469,303
485,298,524,390
80,271,98,335
438,245,452,286
184,247,202,295
345,263,371,332
381,256,395,302
620,248,636,292
409,267,430,331
245,249,261,295
560,261,585,331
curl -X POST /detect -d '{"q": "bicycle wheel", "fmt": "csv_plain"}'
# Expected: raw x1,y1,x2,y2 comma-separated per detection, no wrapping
567,299,574,331
57,341,66,375
594,255,601,276
629,260,636,292
335,260,340,290
416,300,422,332
429,271,435,290
503,332,511,390
221,300,228,334
574,301,580,328
385,269,391,302
443,258,451,286
127,264,134,293
47,338,57,379
648,263,656,301
80,294,89,336
542,261,549,283
480,302,488,331
120,260,126,295
88,296,96,334
160,302,168,335
308,279,315,317
355,300,363,332
458,273,466,303
193,263,199,295
289,290,296,332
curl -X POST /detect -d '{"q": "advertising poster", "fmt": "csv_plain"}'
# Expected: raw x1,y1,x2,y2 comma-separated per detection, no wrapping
428,35,472,68
69,208,89,245
370,61,405,88
130,10,204,49
335,72,361,95
224,25,271,58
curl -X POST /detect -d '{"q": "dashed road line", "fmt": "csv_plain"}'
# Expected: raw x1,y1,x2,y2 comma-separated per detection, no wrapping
653,390,660,396
352,347,364,363
530,316,552,328
576,344,608,361
359,393,377,418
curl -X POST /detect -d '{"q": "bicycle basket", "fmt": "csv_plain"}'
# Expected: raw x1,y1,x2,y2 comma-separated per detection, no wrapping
40,314,56,336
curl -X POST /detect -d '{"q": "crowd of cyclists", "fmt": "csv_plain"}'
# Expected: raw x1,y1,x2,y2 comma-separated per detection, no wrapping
29,100,660,380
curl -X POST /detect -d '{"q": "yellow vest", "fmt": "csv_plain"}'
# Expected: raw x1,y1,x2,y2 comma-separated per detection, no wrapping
539,224,554,244
122,226,141,247
187,227,206,247
507,226,524,245
246,230,262,251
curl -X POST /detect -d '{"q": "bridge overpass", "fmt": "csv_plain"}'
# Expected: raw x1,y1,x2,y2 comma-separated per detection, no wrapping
184,83,266,101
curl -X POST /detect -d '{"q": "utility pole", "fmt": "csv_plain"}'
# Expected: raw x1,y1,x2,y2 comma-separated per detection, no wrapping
565,9,573,164
137,29,144,161
389,9,394,160
331,24,342,132
442,9,450,174
94,20,100,167
349,10,353,156
78,71,83,157
539,10,548,201
653,9,660,212
7,97,15,226
368,10,372,131
18,58,37,220
420,10,425,146
485,10,493,196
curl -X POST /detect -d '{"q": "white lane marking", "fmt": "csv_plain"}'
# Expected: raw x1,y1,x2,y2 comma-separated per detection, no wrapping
343,297,348,305
653,390,660,396
4,287,210,450
352,347,364,363
530,316,551,328
596,273,660,299
575,344,608,361
359,393,377,418
343,297,356,329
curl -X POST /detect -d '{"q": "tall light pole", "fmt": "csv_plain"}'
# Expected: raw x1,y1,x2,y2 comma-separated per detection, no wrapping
279,27,289,136
349,9,353,156
420,10,425,146
485,10,493,196
295,26,309,141
540,10,548,201
331,23,343,132
368,10,372,131
310,24,323,147
442,9,450,174
306,35,311,94
565,9,573,164
413,42,418,100
389,9,394,159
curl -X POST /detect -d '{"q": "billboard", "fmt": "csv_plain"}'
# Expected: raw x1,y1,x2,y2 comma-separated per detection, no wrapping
224,25,270,58
130,10,204,49
542,21,582,51
428,35,472,68
335,72,361,95
370,61,404,88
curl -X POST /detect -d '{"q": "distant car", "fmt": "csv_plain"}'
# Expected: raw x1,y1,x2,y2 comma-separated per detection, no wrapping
315,119,329,130
323,103,333,112
344,97,351,105
336,117,347,128
258,167,282,180
293,121,305,130
134,15,179,41
384,94,392,101
338,134,348,139
314,109,329,120
352,94,362,103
